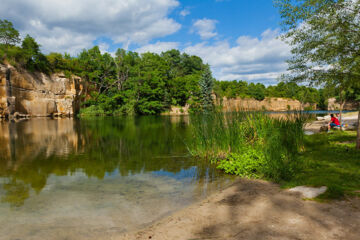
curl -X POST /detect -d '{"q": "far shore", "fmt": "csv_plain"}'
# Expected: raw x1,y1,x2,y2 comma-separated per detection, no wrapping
117,178,360,240
1,109,358,120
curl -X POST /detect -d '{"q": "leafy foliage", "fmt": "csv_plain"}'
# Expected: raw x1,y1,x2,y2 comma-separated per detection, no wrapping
217,150,265,178
21,35,50,73
76,48,207,115
199,66,215,112
274,0,360,148
0,19,20,46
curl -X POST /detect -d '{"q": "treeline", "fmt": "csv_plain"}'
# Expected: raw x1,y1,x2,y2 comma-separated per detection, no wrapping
65,47,209,115
4,45,210,115
1,19,356,115
0,20,212,115
214,80,341,109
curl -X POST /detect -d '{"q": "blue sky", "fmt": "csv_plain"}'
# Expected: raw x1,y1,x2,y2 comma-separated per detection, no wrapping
0,0,290,85
163,0,282,45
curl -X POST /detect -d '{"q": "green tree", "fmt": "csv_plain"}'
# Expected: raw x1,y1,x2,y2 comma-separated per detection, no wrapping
170,76,194,106
21,34,49,73
78,46,117,96
46,52,76,74
247,83,265,101
199,65,214,112
0,19,20,46
114,49,130,91
161,49,182,78
134,52,168,115
275,0,360,148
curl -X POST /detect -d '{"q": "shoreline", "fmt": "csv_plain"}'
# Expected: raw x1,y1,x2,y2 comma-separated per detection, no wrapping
1,110,358,120
117,118,360,240
116,178,360,240
304,111,358,133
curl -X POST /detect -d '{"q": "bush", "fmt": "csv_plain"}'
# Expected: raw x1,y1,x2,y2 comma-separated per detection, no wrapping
217,148,265,178
79,105,105,116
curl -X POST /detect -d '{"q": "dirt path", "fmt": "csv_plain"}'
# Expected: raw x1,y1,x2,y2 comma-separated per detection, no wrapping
116,179,360,240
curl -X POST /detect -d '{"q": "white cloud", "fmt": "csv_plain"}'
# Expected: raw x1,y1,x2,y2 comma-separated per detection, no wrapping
98,42,110,54
180,9,190,17
192,18,218,40
135,41,180,54
0,0,181,54
25,20,94,55
184,29,290,85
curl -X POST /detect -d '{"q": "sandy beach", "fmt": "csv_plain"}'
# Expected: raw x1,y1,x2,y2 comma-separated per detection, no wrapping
117,178,360,240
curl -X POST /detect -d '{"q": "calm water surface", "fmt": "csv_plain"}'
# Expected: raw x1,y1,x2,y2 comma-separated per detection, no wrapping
0,117,233,240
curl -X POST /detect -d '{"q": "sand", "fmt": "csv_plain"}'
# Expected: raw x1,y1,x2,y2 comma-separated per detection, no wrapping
305,112,359,133
116,178,360,240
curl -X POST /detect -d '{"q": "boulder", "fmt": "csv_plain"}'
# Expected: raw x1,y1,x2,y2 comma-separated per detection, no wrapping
320,125,328,132
289,186,327,198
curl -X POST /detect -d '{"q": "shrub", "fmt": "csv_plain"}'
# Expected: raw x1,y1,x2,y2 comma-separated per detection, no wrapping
79,105,105,116
217,148,265,178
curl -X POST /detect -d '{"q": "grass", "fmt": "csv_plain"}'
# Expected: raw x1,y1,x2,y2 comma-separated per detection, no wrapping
281,131,360,200
187,111,307,182
187,111,360,200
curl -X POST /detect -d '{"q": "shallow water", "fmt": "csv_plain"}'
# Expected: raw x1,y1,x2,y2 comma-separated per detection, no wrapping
0,117,233,240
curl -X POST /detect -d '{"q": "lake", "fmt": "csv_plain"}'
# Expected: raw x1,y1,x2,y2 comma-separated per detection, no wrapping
0,117,233,240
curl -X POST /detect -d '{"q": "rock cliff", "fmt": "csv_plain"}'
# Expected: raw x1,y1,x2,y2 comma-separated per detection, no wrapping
165,97,316,115
0,64,83,118
327,97,359,111
220,97,316,112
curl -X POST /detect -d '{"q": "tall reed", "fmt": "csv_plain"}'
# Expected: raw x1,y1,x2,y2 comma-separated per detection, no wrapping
186,111,307,182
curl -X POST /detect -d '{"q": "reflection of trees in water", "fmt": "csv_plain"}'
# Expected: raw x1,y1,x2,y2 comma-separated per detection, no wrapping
1,180,30,207
0,116,223,207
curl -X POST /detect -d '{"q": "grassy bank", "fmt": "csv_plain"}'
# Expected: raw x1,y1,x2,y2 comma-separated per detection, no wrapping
187,112,307,182
187,112,360,199
282,131,360,199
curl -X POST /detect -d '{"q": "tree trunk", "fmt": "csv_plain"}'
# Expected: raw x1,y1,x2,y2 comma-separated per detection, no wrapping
356,109,360,150
339,104,344,130
339,90,343,131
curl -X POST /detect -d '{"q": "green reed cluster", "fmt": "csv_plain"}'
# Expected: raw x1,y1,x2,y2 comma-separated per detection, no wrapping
186,111,307,182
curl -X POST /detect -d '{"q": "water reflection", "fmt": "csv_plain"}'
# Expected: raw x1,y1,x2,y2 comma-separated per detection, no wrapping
0,117,233,239
0,117,228,207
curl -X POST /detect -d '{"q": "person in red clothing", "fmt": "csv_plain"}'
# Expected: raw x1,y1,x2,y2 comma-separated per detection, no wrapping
328,113,341,130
